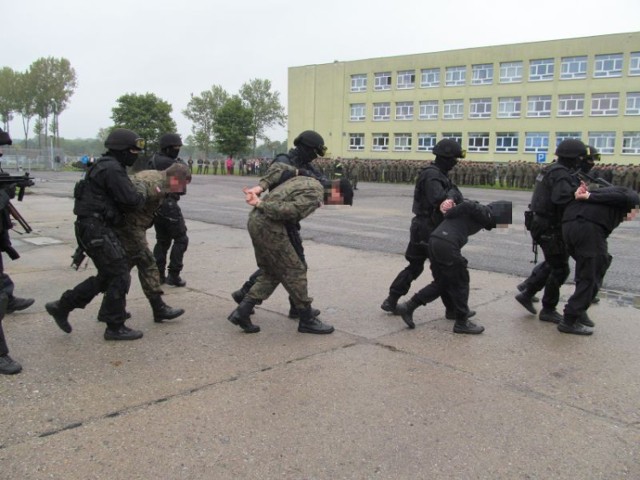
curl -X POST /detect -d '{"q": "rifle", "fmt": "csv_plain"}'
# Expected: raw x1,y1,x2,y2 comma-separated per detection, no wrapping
0,168,35,234
576,170,612,188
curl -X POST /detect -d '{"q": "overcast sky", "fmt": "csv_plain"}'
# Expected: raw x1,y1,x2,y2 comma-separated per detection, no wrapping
3,0,639,142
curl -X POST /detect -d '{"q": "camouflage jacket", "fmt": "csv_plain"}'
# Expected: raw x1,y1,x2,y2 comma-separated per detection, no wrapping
124,170,166,229
252,176,324,224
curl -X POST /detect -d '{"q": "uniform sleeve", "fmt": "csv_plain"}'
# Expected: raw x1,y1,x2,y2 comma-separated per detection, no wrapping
424,174,448,208
256,185,323,222
550,171,577,207
586,187,640,209
103,165,145,211
258,162,296,191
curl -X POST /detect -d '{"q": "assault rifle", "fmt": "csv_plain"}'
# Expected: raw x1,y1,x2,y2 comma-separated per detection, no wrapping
0,168,35,234
576,170,613,188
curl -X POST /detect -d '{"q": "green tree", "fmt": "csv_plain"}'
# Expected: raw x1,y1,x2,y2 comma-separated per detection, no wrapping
111,92,177,153
239,78,286,156
0,67,18,132
182,85,229,159
29,57,77,147
213,96,253,158
14,70,37,148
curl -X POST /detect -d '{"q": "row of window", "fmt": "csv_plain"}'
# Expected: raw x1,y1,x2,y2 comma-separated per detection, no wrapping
350,52,640,92
347,131,640,155
349,92,640,121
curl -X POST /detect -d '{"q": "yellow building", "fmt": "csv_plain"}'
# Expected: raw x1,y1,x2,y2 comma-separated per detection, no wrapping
288,32,640,164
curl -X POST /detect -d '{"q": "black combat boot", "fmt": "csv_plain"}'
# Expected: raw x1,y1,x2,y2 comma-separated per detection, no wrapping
159,271,166,284
149,294,185,323
231,280,253,305
558,315,593,335
517,282,539,302
0,354,22,375
395,298,420,329
45,300,72,333
380,294,400,314
104,324,144,341
445,309,476,320
298,306,334,334
515,291,537,314
539,308,563,324
453,316,485,334
227,298,260,333
6,296,35,313
287,298,320,319
165,273,186,287
578,312,595,327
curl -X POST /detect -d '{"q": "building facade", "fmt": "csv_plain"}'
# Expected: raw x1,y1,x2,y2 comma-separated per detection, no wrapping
288,32,640,164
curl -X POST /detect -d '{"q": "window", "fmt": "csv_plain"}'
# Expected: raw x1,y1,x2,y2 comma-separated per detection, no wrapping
498,97,521,118
591,93,619,116
622,131,640,154
445,66,466,86
442,132,462,145
397,70,415,89
420,68,440,87
593,53,623,78
419,100,439,120
349,133,365,151
529,58,554,81
626,92,640,115
500,61,523,83
471,63,493,85
394,133,412,151
468,132,490,152
417,133,437,152
557,94,584,117
395,101,414,120
373,102,390,121
349,103,366,121
372,133,389,151
588,131,615,154
560,56,587,80
469,98,492,119
374,72,392,90
555,132,582,146
527,95,551,117
443,99,464,119
350,74,367,92
496,132,519,153
630,52,640,76
525,132,549,153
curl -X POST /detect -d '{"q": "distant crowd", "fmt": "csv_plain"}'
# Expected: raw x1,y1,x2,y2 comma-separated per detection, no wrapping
182,156,640,192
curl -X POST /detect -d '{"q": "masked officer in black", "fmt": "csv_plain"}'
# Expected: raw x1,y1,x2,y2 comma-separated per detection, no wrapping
45,128,149,341
231,130,337,319
559,174,640,335
516,145,603,309
0,128,35,374
381,138,465,317
150,133,189,287
515,139,586,324
396,200,512,334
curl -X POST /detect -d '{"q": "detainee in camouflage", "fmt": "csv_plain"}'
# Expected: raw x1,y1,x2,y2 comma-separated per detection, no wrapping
228,174,336,335
111,164,190,323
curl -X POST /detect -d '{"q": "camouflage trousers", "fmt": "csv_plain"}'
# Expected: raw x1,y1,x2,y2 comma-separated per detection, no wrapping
114,225,163,298
247,212,312,309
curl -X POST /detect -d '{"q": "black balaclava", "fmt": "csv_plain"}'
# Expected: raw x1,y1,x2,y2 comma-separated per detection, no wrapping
293,145,317,166
162,147,180,160
109,149,139,167
434,156,458,173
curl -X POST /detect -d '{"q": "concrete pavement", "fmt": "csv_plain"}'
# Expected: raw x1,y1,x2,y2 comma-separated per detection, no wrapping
0,193,639,479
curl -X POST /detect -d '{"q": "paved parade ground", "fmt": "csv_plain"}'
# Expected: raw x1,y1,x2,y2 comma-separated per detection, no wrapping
1,176,639,479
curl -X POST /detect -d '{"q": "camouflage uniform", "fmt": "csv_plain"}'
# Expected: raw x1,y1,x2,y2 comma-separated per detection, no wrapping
246,176,324,308
114,171,166,298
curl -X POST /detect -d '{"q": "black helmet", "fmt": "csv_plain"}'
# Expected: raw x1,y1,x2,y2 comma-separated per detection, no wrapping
294,130,327,157
105,128,145,152
586,145,600,162
0,128,12,146
555,139,587,159
159,133,183,149
432,138,466,159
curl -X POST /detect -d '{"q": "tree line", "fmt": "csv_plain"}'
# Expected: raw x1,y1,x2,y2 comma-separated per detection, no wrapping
1,56,286,159
0,57,77,149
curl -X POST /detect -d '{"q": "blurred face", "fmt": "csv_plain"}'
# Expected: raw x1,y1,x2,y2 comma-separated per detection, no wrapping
168,175,189,193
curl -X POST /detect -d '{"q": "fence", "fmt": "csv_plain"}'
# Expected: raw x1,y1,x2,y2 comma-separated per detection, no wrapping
0,146,69,171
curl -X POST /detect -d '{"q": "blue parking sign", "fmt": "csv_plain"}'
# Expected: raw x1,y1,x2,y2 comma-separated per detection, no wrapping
536,153,547,163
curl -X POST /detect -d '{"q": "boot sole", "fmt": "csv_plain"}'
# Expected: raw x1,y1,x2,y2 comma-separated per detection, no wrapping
227,313,260,333
298,327,334,334
154,309,186,323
